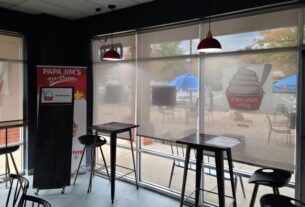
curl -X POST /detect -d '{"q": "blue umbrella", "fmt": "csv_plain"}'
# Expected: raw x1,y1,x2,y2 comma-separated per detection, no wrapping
273,74,296,93
169,72,199,91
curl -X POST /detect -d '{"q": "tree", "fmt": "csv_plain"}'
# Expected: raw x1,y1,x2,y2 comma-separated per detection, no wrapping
242,28,297,78
150,41,193,82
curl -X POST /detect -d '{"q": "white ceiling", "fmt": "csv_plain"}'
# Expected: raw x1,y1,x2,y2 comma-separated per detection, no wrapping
0,0,154,20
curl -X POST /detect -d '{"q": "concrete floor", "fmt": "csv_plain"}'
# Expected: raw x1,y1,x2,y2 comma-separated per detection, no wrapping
95,144,295,207
0,174,180,207
0,133,295,207
0,166,295,207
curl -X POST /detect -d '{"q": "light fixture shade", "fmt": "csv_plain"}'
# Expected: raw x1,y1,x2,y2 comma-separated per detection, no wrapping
197,31,222,53
102,48,121,61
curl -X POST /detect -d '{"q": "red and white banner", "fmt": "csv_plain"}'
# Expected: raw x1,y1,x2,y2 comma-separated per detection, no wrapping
37,65,87,173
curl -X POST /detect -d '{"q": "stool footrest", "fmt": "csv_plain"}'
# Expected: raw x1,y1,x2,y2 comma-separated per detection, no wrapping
93,164,135,180
115,164,135,180
183,188,235,207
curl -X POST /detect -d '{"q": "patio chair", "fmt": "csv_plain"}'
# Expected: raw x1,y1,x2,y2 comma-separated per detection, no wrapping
185,98,199,124
267,115,291,144
5,174,29,207
168,143,246,198
274,104,289,117
18,195,51,207
158,106,175,122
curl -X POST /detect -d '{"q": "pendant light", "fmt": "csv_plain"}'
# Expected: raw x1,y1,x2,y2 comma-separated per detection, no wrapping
102,35,121,61
197,5,222,53
102,5,122,61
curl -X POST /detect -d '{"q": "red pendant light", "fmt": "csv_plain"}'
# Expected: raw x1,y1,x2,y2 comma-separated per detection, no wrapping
102,46,121,61
197,30,221,52
102,5,122,61
197,14,222,53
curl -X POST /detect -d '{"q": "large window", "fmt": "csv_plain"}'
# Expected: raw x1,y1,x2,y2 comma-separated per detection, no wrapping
0,33,24,179
92,34,136,126
92,8,300,205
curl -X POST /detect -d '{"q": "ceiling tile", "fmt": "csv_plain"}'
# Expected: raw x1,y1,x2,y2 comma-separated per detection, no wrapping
133,0,154,3
11,5,47,15
18,0,85,19
87,0,137,10
0,0,155,20
42,0,97,15
0,0,26,4
0,2,13,8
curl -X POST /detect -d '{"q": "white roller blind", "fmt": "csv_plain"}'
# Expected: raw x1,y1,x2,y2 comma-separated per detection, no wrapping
137,57,199,140
0,35,23,121
93,62,136,125
138,24,199,58
92,8,299,171
207,9,298,36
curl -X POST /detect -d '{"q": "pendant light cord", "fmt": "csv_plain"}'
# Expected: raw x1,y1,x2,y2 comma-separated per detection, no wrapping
111,34,114,49
109,5,116,49
208,16,211,32
208,0,211,32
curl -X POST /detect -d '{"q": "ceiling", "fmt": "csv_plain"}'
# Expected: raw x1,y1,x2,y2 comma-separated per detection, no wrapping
0,0,154,20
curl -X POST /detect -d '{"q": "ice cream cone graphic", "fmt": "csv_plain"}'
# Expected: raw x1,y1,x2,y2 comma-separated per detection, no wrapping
226,64,271,111
43,90,53,101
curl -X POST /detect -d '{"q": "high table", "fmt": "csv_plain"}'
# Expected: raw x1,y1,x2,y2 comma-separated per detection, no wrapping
90,122,139,203
177,133,239,207
0,119,28,185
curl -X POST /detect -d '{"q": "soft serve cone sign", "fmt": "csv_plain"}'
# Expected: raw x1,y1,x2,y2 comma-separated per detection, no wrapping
226,64,271,111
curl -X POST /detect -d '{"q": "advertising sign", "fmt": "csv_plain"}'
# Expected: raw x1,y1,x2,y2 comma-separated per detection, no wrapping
223,64,272,113
37,65,87,173
40,87,73,104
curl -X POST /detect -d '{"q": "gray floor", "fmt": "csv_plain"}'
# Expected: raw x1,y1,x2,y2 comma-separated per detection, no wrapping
0,174,180,207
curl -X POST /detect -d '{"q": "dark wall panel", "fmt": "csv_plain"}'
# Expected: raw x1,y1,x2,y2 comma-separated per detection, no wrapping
25,15,83,170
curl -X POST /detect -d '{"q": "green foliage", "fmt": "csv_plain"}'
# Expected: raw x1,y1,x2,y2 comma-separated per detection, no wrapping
151,41,192,81
243,28,297,76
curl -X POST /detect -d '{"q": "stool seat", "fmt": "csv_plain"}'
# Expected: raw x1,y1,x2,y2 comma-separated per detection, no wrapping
260,194,305,207
0,145,20,155
79,135,106,147
249,168,292,207
249,168,291,187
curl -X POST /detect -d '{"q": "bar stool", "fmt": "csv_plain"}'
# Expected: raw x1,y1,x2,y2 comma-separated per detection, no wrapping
249,168,291,207
0,145,20,185
260,194,305,207
73,134,110,193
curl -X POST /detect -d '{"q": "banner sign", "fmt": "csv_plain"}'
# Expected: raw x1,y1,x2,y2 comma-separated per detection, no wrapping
37,65,87,173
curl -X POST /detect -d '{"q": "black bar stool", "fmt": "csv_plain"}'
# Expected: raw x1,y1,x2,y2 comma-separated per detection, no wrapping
260,194,305,207
249,168,291,207
0,145,20,185
73,134,110,193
